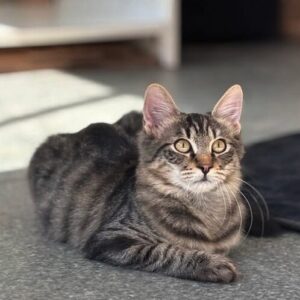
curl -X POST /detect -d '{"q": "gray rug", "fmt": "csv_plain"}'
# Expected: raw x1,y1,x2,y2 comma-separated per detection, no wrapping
0,169,299,300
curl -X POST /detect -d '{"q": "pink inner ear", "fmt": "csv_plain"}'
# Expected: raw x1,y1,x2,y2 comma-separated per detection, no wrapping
143,84,178,135
144,89,166,126
212,85,243,128
218,101,241,123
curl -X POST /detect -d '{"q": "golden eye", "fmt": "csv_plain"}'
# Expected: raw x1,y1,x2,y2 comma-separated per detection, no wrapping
212,139,227,153
174,139,191,153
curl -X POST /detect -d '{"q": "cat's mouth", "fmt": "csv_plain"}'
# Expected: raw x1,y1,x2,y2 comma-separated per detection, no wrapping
186,178,218,193
193,177,208,183
192,173,212,183
189,175,223,189
200,175,208,182
179,171,224,192
189,176,211,187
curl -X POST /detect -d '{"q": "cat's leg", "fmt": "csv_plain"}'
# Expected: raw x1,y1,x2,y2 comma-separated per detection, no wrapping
84,233,238,283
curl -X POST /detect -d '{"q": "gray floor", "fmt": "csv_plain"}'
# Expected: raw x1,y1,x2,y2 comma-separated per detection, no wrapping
0,170,299,300
1,42,300,299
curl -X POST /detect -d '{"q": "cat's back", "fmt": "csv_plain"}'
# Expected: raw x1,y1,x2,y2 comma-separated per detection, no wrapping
29,122,137,195
29,122,138,246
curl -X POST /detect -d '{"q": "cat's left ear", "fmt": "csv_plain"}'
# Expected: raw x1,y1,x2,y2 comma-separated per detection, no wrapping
212,85,243,134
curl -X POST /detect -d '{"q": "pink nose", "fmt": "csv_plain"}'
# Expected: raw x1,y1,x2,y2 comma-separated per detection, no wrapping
200,164,211,175
196,154,213,175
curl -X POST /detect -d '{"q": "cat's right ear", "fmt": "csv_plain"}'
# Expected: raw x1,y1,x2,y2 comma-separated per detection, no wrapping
143,84,179,137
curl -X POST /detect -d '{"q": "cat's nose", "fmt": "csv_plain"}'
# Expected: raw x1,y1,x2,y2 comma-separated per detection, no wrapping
200,165,212,175
196,153,213,174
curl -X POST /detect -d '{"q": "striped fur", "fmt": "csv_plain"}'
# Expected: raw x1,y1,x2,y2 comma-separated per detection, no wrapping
29,103,246,283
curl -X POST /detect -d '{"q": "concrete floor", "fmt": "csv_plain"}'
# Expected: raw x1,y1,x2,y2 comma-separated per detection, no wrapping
0,43,300,299
0,170,300,300
1,42,300,171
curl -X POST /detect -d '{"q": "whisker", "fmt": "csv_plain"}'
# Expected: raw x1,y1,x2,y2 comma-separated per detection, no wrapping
220,183,233,226
182,176,195,180
224,184,245,243
238,178,270,221
181,171,193,174
199,189,207,211
237,189,256,239
241,187,265,238
217,182,228,227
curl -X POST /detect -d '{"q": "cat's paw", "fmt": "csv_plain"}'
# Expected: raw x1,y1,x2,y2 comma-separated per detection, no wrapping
201,255,239,283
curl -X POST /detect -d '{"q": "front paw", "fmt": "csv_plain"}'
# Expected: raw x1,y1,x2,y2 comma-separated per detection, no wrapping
201,255,239,283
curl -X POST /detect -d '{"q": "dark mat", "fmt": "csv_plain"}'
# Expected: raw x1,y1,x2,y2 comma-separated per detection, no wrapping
242,133,300,233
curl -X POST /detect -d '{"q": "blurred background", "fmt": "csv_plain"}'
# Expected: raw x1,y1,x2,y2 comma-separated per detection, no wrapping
1,0,300,172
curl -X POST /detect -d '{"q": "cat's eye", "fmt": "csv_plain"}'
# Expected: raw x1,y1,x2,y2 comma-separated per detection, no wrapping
174,139,191,153
212,139,227,153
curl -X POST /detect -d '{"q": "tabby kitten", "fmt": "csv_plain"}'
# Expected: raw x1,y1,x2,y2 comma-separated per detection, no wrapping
29,84,246,283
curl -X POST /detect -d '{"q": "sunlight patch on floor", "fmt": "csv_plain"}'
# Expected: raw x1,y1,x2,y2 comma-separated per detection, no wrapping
0,69,113,121
0,94,143,172
0,69,143,172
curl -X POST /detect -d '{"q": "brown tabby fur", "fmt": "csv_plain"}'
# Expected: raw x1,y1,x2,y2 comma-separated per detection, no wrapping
29,84,246,283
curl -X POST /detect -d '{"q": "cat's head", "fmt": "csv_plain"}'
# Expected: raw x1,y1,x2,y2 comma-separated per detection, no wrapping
138,84,244,195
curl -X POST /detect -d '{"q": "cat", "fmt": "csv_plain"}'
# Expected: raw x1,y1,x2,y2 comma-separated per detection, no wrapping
29,84,247,283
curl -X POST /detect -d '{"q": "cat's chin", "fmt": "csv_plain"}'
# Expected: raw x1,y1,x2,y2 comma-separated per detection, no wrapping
186,179,219,194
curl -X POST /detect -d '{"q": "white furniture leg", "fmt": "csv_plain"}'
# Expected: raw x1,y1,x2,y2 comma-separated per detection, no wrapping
155,0,181,69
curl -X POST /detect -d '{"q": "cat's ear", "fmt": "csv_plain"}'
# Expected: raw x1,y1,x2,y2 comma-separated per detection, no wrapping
212,84,243,134
143,83,179,136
